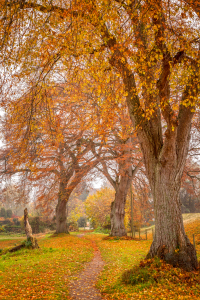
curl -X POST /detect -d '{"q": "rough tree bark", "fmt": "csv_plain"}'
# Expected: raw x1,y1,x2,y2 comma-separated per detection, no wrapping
100,139,140,237
102,12,198,270
24,208,39,249
56,182,69,234
142,102,198,271
110,180,129,237
146,161,197,271
110,154,132,237
110,163,140,237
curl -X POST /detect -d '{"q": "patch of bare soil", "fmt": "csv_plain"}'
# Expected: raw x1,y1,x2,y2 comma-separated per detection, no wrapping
69,237,105,300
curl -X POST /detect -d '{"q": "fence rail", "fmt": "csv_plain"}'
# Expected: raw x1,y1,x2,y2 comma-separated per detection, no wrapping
127,229,197,250
127,228,154,240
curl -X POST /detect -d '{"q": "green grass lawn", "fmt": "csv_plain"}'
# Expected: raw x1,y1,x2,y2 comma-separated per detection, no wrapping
92,220,200,300
0,234,94,299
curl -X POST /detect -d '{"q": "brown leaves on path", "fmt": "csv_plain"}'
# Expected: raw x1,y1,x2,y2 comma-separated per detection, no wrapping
69,235,105,300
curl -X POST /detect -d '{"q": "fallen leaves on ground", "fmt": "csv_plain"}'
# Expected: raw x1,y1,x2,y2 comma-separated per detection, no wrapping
103,236,140,241
0,219,200,300
0,234,93,299
88,220,200,300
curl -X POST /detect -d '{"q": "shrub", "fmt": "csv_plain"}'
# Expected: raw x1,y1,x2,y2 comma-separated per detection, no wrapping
94,227,110,234
0,208,6,218
0,225,5,232
13,218,20,226
78,216,87,228
6,209,12,218
122,267,153,285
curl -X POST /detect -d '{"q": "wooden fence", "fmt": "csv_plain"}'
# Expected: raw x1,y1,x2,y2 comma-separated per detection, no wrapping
128,229,197,250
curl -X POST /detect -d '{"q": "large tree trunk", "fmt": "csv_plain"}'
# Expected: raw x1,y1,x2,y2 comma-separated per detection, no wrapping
110,170,132,237
138,112,198,270
56,182,69,234
110,190,127,237
88,5,198,268
146,162,198,271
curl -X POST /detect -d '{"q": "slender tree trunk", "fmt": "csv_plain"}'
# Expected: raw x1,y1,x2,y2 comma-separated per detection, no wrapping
56,182,69,234
24,208,39,249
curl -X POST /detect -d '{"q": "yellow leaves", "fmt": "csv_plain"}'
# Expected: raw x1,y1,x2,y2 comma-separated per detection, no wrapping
0,234,94,299
85,187,114,227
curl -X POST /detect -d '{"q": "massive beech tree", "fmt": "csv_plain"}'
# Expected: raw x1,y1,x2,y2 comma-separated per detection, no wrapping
1,0,200,270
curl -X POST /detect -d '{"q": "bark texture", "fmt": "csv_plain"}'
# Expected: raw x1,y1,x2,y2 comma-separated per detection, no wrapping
9,244,25,252
100,139,140,237
110,171,132,237
110,191,127,237
104,8,199,269
146,160,198,271
110,162,140,236
55,182,69,234
24,208,39,249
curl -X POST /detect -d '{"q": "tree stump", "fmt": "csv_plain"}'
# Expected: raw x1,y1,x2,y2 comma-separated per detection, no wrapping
24,208,39,249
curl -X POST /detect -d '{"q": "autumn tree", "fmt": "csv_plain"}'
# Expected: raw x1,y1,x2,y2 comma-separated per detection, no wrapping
180,160,200,213
67,194,87,228
85,187,115,229
0,182,30,216
94,103,142,236
0,84,109,233
1,0,200,270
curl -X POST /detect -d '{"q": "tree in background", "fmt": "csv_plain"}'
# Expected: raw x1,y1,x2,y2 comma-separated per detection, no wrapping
6,209,12,218
0,82,115,233
180,160,200,213
0,183,30,216
0,207,6,218
85,187,115,229
96,136,141,236
67,196,86,229
125,173,154,231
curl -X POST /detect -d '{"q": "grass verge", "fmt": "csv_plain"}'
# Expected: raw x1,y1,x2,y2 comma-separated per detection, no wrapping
91,219,200,300
0,233,93,299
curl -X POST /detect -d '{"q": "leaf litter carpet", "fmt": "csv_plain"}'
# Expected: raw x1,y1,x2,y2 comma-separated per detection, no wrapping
69,234,105,300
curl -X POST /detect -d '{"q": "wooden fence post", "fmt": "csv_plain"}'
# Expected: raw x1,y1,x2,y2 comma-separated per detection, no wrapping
146,229,147,240
130,184,134,238
193,234,196,250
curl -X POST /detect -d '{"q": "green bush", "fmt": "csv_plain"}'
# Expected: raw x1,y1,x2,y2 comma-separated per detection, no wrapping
6,209,12,218
0,225,5,232
0,207,6,218
4,225,22,233
122,257,163,286
122,267,154,285
13,218,20,226
94,227,110,234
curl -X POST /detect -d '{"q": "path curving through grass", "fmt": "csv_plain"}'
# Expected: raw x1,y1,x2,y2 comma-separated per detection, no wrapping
69,234,105,300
